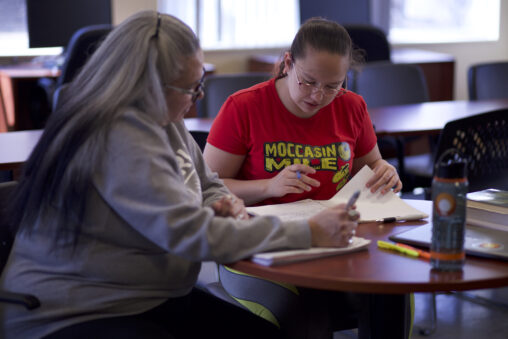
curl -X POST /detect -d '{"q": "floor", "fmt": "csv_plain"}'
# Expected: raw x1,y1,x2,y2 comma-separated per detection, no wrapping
334,287,508,339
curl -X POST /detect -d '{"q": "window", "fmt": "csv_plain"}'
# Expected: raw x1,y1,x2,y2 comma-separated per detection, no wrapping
158,0,300,50
388,0,500,44
0,0,62,56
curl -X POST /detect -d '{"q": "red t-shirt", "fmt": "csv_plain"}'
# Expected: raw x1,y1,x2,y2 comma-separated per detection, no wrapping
207,78,377,205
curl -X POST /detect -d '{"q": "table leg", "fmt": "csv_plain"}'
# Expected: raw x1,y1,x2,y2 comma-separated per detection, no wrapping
357,293,410,339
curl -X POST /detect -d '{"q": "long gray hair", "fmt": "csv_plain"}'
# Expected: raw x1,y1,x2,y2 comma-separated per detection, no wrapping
10,11,200,245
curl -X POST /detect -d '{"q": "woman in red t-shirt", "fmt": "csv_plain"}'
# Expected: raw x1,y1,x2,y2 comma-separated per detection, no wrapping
204,25,401,207
202,18,409,339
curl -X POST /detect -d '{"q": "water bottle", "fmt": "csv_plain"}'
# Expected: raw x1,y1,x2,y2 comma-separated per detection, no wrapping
431,148,468,271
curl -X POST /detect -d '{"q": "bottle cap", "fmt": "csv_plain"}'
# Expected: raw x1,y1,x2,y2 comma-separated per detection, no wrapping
435,148,468,179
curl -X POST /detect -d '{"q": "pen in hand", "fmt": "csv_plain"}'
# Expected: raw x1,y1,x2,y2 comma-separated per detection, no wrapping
346,190,361,210
344,190,361,244
345,190,361,220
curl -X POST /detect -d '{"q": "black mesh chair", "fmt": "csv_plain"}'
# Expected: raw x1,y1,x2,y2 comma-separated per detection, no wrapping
468,61,508,101
0,181,40,310
433,108,508,191
197,72,272,118
419,108,508,336
344,24,391,63
353,62,433,191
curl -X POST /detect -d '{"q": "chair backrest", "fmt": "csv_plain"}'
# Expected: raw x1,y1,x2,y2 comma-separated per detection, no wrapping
468,61,508,101
197,72,272,118
57,24,112,87
52,84,68,112
433,108,508,192
0,181,17,271
0,181,41,310
354,62,429,108
190,130,209,152
343,24,391,63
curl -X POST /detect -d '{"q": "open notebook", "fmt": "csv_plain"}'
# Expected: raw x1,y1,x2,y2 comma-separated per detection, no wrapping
247,165,428,223
248,166,427,266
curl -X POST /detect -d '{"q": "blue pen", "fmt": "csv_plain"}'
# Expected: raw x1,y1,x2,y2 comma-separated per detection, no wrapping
346,190,361,210
296,171,301,180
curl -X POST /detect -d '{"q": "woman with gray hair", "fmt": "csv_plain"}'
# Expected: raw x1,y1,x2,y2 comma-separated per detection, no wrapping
0,11,358,339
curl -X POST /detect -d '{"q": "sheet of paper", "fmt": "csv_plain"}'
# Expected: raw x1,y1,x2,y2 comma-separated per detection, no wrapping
321,166,428,222
247,199,325,222
247,165,428,223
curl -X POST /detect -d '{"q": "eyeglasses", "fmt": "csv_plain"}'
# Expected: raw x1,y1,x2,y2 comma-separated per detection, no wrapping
293,63,348,97
165,67,206,103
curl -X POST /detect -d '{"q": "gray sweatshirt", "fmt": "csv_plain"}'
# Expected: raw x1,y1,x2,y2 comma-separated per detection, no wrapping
0,108,311,338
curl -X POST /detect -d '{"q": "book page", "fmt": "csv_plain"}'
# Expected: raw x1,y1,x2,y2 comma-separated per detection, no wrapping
318,166,428,222
247,199,326,221
246,166,428,223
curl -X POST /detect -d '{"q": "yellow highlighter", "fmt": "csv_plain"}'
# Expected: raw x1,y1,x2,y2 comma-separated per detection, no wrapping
377,240,419,258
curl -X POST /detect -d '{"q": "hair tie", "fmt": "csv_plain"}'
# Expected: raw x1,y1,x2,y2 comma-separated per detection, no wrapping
154,13,161,38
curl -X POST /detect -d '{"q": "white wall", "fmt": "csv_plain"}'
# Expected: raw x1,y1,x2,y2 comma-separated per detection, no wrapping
392,0,508,100
111,0,157,25
112,1,508,100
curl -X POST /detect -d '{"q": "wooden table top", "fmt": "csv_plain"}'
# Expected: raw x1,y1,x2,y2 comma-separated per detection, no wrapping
369,99,508,137
186,99,508,138
0,119,213,172
0,67,60,79
228,200,508,294
0,129,43,171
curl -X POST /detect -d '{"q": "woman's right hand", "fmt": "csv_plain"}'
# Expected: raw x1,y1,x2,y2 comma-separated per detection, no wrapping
308,204,359,247
266,164,320,198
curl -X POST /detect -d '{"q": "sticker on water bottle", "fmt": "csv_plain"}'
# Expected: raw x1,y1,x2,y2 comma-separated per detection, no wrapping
434,192,456,216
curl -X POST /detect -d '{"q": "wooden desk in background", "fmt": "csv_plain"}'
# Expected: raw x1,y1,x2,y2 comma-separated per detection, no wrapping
369,99,508,137
0,66,60,132
0,119,213,180
3,99,508,179
0,63,214,131
248,48,455,102
0,129,43,179
229,200,508,339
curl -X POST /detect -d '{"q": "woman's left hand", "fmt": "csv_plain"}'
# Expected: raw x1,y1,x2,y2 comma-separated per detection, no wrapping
366,159,402,194
211,194,249,220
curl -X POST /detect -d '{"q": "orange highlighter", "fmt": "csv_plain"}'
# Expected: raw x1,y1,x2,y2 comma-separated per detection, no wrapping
377,240,431,260
395,242,431,260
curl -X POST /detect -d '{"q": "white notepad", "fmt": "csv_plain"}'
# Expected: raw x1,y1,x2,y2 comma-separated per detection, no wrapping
251,236,371,266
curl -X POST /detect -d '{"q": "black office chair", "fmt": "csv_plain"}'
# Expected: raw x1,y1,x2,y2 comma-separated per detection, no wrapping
419,108,508,336
197,72,272,118
344,24,391,63
57,24,112,88
468,61,508,101
353,62,433,191
190,130,209,152
0,181,40,310
45,24,112,112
